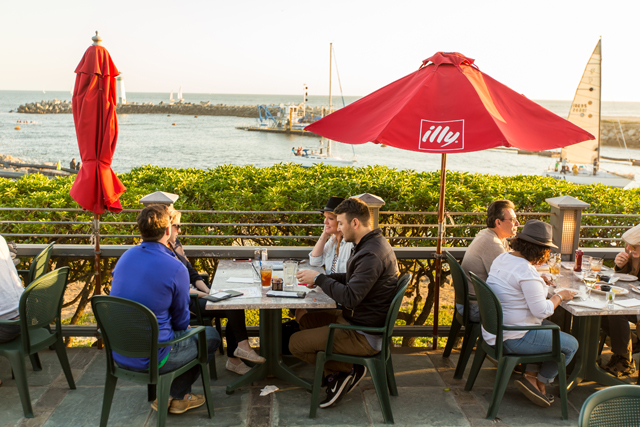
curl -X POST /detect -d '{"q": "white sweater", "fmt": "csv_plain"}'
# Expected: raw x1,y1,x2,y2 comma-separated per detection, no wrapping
482,252,554,345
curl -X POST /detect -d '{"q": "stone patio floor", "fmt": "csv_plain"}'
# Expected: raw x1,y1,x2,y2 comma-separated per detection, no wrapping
1,345,638,427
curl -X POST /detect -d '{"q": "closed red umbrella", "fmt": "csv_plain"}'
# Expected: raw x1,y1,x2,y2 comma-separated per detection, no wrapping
70,32,126,301
306,51,595,348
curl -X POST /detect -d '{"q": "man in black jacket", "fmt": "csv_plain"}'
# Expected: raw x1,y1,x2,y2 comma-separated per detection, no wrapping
292,198,399,409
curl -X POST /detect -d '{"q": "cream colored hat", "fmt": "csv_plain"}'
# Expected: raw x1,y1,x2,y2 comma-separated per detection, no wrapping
622,224,640,246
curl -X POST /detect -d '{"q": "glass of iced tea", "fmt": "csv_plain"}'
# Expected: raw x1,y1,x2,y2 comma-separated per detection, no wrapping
260,263,273,288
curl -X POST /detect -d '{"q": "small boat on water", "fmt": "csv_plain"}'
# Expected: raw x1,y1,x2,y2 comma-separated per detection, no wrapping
544,38,634,188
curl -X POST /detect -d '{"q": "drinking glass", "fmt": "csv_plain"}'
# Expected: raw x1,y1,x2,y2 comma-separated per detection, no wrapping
548,253,561,280
283,260,298,291
583,271,598,298
260,263,273,288
578,283,588,301
581,255,592,273
607,291,615,308
590,257,603,273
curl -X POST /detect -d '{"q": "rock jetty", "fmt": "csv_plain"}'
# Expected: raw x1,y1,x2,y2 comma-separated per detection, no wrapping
15,99,326,120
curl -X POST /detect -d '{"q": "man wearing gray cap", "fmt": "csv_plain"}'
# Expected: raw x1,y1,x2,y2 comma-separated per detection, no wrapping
600,224,640,377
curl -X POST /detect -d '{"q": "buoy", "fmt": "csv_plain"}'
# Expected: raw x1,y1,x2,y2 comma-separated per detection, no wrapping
14,126,20,130
167,114,171,117
194,115,198,118
172,123,176,126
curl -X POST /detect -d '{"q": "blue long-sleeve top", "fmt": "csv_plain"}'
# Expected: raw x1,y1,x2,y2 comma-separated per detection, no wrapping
110,241,190,370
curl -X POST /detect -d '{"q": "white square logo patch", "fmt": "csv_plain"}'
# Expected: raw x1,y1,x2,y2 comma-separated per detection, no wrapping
419,120,464,151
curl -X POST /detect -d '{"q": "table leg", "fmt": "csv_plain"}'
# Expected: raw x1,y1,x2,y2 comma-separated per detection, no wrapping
566,315,626,392
226,309,312,394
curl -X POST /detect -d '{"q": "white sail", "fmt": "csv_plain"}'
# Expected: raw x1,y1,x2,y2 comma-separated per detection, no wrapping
561,39,601,164
177,86,183,101
170,90,174,102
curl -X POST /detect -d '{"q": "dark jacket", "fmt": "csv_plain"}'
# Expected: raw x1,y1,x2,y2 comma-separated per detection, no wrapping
315,228,399,329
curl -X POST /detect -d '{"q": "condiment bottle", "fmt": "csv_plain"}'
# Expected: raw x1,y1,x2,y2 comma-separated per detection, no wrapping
574,249,583,272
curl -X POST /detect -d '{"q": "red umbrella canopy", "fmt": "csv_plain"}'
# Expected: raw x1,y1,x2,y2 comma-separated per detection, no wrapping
69,44,126,214
305,52,595,152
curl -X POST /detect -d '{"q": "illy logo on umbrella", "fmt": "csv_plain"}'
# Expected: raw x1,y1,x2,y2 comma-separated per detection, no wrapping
419,120,464,151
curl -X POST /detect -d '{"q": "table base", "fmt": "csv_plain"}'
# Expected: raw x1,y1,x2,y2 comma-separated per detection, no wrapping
226,309,312,394
567,315,626,391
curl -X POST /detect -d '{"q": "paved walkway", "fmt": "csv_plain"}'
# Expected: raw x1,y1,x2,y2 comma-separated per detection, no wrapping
1,346,638,427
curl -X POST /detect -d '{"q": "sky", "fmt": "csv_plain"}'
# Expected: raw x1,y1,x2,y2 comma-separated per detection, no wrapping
2,0,640,102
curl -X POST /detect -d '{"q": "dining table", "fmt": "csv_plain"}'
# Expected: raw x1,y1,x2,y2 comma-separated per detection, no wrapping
547,263,640,391
204,259,336,394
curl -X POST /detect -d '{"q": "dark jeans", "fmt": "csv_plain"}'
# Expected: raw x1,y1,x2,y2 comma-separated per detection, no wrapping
117,326,220,399
0,322,20,343
601,315,638,359
194,298,248,358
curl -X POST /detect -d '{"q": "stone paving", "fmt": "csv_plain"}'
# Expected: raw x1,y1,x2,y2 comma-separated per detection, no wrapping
1,346,638,427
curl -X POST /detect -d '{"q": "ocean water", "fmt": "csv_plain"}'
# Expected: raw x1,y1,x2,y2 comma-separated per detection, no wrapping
1,90,640,179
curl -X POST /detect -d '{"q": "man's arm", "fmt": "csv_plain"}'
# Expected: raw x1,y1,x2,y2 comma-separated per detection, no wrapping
316,252,382,310
169,266,191,331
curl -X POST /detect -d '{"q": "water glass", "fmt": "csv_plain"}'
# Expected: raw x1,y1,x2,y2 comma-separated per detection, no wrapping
283,260,298,290
581,255,592,273
251,261,261,282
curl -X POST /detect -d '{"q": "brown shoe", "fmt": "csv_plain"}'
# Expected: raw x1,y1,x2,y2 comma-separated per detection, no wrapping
602,354,637,377
169,393,206,414
150,397,173,411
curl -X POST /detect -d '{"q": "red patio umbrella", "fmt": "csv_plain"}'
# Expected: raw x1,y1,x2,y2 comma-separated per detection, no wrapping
305,51,595,348
70,32,126,298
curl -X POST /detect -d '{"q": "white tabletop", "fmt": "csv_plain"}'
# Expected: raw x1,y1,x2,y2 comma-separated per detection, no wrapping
542,264,640,316
204,259,337,310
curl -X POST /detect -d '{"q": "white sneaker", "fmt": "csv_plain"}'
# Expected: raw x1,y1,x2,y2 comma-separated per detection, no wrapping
226,359,252,375
233,347,266,364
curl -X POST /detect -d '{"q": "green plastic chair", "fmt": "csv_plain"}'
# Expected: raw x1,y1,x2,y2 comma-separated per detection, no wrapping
309,274,411,424
465,272,568,420
0,267,76,418
17,242,55,287
91,295,214,427
578,384,640,427
442,252,481,379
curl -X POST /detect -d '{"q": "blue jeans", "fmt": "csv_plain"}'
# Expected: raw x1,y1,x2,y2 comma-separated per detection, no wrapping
455,301,480,322
502,320,578,384
117,326,220,399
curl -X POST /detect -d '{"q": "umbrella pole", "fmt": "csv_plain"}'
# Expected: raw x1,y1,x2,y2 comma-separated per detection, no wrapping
433,154,447,350
93,213,103,349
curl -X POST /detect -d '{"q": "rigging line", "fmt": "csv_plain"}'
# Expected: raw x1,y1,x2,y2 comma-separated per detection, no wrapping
609,97,633,164
332,47,346,108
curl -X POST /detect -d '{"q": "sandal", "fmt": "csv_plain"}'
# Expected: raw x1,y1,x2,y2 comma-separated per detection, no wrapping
514,377,551,408
602,354,636,377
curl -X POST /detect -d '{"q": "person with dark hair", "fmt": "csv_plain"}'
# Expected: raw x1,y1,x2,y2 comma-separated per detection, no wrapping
70,158,76,170
110,205,221,414
484,220,578,408
460,200,518,321
167,210,265,375
292,198,399,409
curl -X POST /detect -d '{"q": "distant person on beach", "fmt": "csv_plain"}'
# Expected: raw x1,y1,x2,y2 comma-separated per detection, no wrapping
554,160,559,172
70,158,76,170
600,224,640,377
167,209,265,375
593,158,598,175
110,205,220,414
572,164,579,175
460,200,519,322
76,161,81,171
561,157,568,173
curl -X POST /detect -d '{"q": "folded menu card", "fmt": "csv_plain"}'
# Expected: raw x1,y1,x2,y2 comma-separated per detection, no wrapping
567,300,607,310
614,299,640,308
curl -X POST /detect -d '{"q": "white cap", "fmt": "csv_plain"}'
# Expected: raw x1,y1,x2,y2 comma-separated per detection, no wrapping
622,224,640,246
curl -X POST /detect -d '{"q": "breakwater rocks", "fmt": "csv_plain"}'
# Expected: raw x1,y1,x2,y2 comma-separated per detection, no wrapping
15,99,325,119
601,120,640,149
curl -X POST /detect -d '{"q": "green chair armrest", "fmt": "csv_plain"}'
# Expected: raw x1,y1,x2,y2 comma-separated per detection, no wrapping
0,318,20,325
158,326,205,347
326,323,385,356
469,295,477,301
503,324,560,332
17,269,28,275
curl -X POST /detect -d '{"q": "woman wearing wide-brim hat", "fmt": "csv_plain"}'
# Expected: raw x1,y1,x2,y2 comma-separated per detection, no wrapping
483,220,578,408
599,224,640,378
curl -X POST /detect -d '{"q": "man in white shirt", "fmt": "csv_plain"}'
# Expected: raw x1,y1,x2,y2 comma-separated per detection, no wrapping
460,200,518,321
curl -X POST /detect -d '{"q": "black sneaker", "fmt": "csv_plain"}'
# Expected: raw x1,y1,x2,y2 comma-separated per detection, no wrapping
347,364,367,394
319,371,353,408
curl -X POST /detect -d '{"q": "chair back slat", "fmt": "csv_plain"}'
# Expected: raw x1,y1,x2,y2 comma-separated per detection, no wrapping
382,274,411,344
92,296,158,358
469,272,503,341
445,252,469,322
29,242,55,284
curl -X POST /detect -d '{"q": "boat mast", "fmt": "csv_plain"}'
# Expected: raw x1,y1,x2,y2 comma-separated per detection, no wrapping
327,43,333,157
597,37,602,164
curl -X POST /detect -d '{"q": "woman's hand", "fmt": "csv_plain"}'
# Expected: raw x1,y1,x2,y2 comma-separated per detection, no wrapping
615,251,630,268
556,289,575,302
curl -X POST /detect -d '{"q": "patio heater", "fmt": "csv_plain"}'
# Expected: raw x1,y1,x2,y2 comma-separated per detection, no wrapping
352,193,385,230
546,196,590,261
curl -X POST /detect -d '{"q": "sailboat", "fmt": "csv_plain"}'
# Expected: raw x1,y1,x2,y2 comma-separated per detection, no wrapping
290,43,356,168
169,90,175,104
177,86,184,102
545,39,634,188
